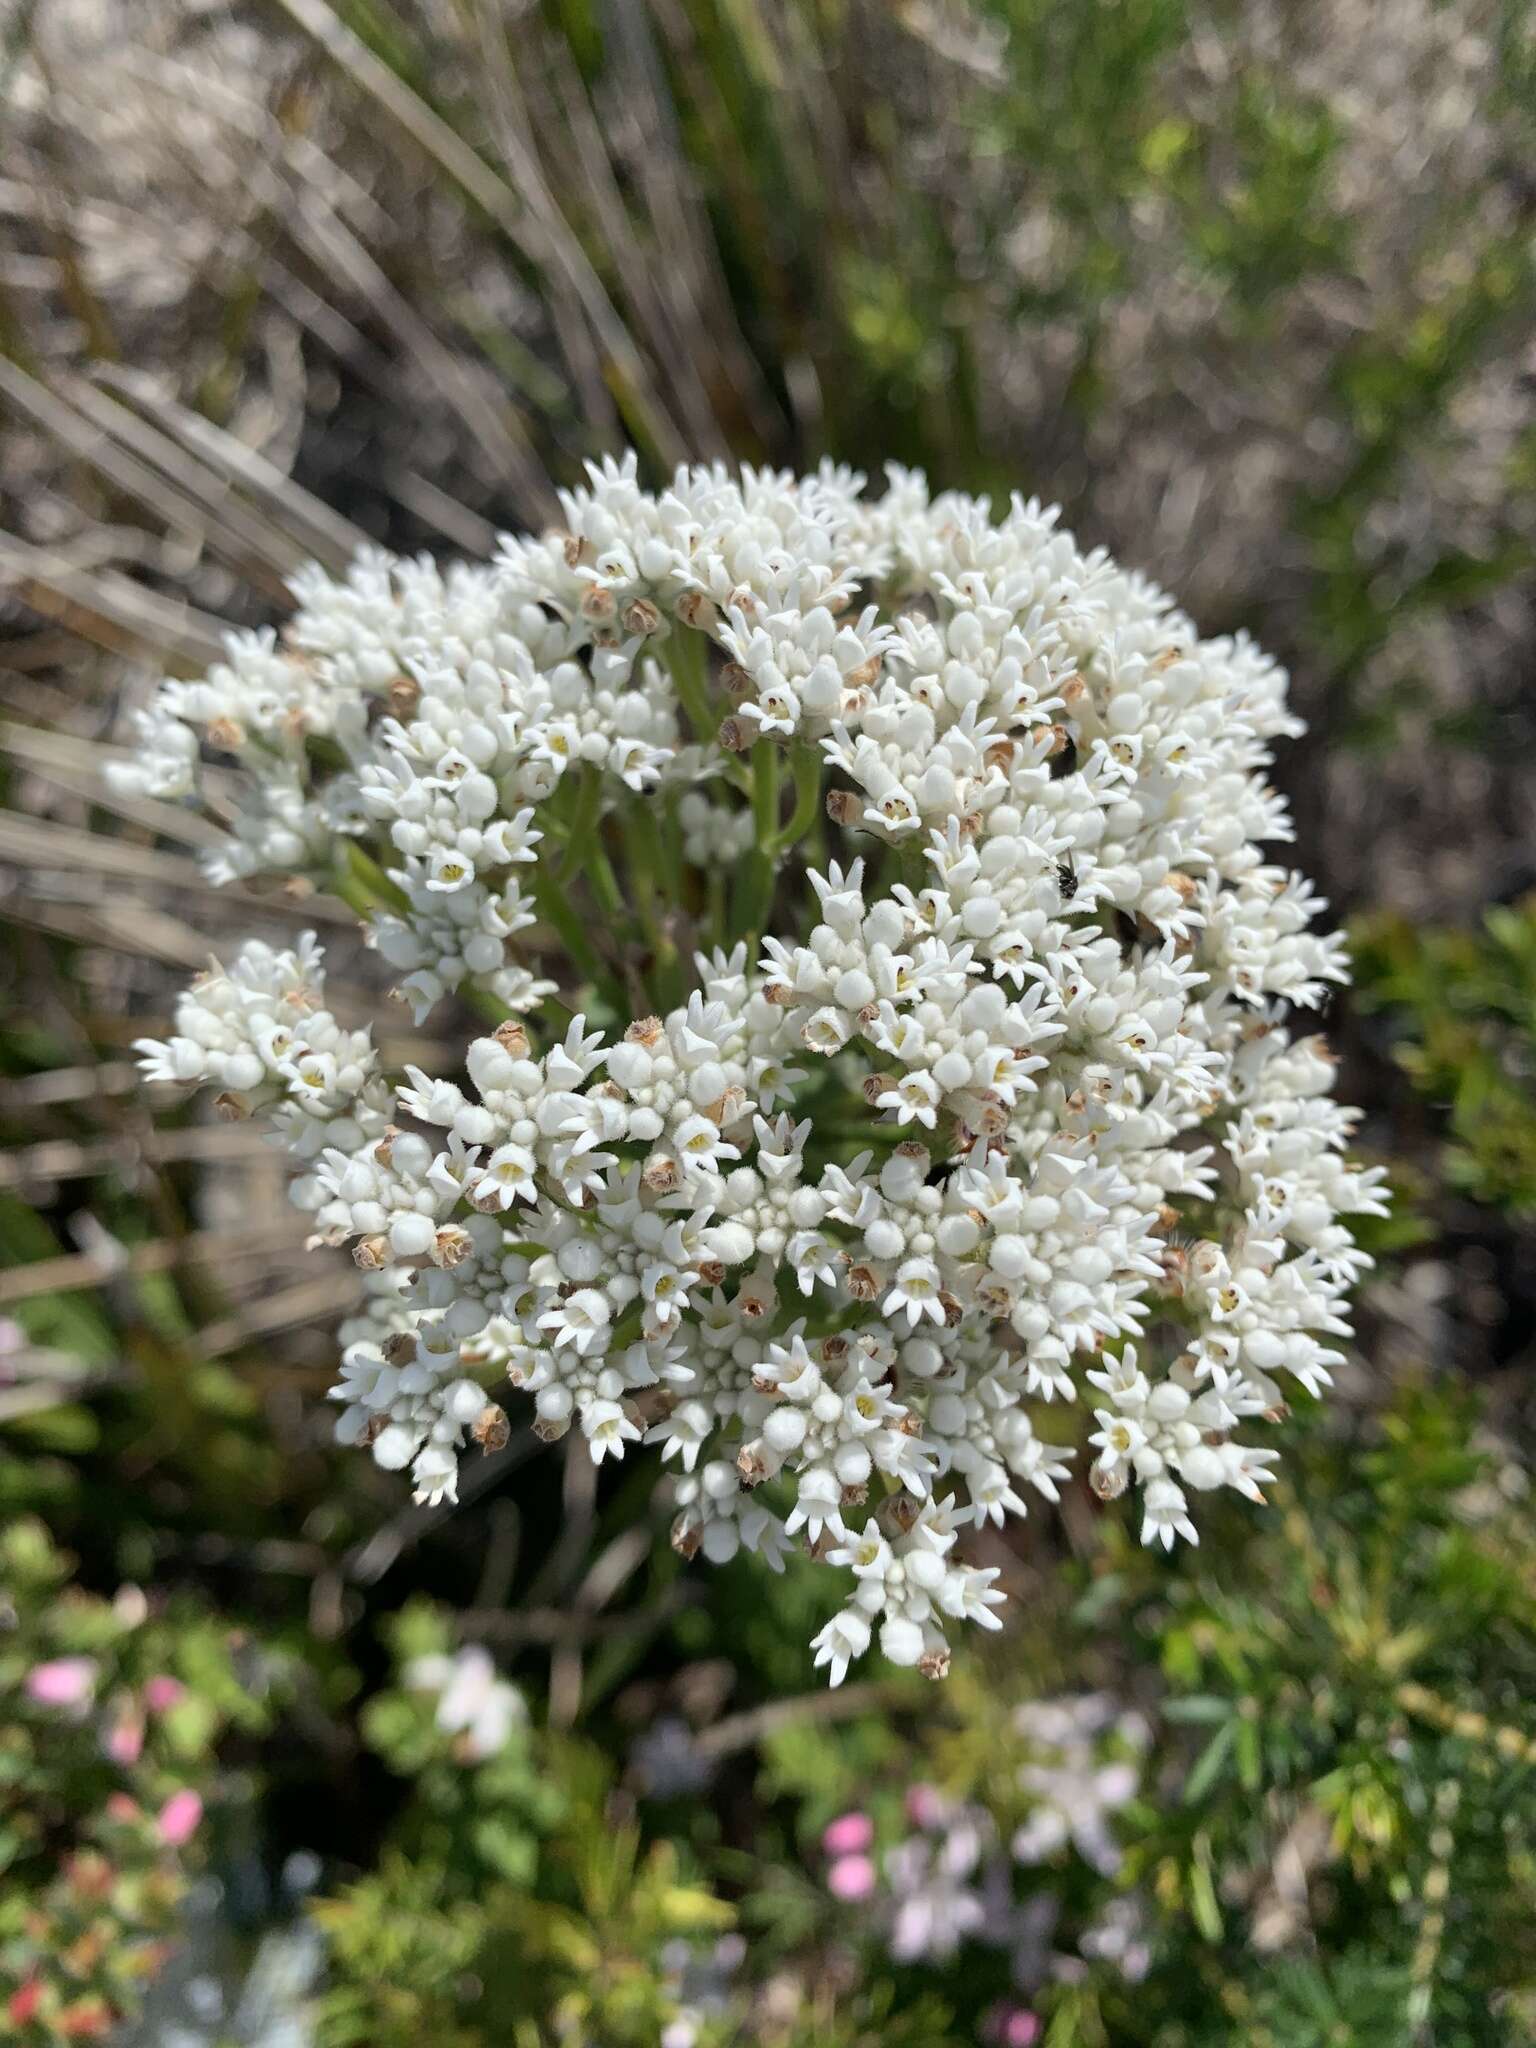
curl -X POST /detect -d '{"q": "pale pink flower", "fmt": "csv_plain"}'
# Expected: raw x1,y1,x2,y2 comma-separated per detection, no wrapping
105,1703,145,1764
905,1782,946,1829
157,1789,203,1846
144,1675,186,1713
25,1656,97,1708
821,1810,874,1857
827,1852,877,1901
984,2005,1041,2047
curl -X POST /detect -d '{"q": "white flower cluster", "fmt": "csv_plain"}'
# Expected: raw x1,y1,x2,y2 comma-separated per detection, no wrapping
121,455,1386,1686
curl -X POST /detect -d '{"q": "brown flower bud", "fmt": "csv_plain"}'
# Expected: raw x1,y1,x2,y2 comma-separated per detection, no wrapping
621,597,662,637
919,1647,951,1681
825,788,862,827
883,1491,922,1535
579,582,616,622
205,716,246,752
353,1234,390,1271
1157,1244,1190,1297
387,674,421,719
675,591,718,632
493,1019,530,1055
845,1263,881,1302
213,1091,250,1122
671,1516,703,1561
473,1404,511,1453
432,1225,473,1269
704,1086,748,1127
532,1412,570,1443
642,1155,681,1195
382,1331,417,1366
717,716,750,753
974,1096,1009,1136
1089,1458,1129,1501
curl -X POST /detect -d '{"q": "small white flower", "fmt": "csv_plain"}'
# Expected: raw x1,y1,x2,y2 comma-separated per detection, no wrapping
406,1645,526,1759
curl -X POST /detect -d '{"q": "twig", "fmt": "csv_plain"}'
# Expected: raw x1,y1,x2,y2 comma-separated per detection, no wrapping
694,1680,906,1758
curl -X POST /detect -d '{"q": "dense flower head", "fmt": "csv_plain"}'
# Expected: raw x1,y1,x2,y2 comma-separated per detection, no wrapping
120,455,1386,1686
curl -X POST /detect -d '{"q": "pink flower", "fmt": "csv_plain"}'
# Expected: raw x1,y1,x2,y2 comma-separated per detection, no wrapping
984,2005,1041,2048
8,1980,42,2025
144,1676,185,1713
821,1810,874,1857
156,1789,203,1847
905,1781,946,1829
25,1656,97,1708
827,1852,877,1901
105,1705,145,1765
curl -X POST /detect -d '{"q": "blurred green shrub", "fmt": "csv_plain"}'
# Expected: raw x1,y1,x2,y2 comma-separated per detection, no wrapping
1353,897,1536,1215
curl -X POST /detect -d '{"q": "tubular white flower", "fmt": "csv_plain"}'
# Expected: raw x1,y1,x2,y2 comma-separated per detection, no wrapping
127,455,1381,1687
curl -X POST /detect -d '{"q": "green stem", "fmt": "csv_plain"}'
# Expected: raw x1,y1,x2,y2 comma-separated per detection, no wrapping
751,739,782,843
667,626,717,748
556,763,604,883
555,763,625,922
892,835,929,895
532,867,609,992
624,802,683,1009
769,742,823,856
331,840,410,918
